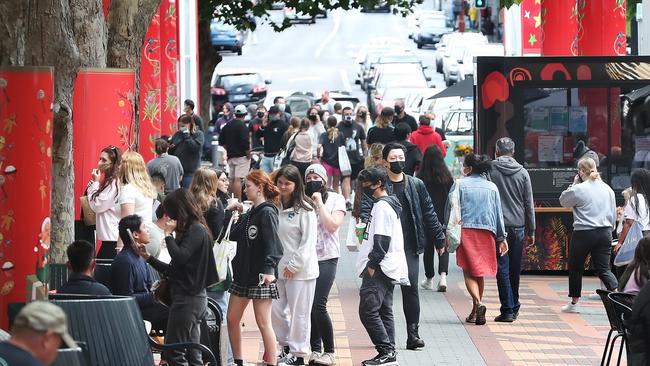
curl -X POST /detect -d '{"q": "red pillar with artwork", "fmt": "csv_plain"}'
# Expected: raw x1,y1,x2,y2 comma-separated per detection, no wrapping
540,0,578,56
0,67,53,329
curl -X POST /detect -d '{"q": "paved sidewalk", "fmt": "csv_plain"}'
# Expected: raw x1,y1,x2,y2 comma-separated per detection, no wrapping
236,218,613,366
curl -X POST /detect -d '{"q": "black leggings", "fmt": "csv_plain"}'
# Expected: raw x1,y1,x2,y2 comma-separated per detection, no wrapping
568,228,618,298
97,241,117,259
310,258,338,353
423,244,449,278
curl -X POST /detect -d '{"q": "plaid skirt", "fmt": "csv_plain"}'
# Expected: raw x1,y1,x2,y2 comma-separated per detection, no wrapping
229,281,279,300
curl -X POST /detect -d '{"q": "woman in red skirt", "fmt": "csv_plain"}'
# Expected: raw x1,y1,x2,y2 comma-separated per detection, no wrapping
454,154,508,325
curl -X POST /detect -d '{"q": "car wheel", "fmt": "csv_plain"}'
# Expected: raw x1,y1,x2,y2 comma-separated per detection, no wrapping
237,47,242,56
436,62,442,73
417,41,423,49
445,78,452,87
311,17,316,24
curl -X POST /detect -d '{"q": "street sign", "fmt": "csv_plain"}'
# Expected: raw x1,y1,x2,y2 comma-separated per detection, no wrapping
475,0,486,9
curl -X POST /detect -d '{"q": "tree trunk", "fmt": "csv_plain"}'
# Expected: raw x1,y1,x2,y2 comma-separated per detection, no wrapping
106,0,162,150
198,18,222,120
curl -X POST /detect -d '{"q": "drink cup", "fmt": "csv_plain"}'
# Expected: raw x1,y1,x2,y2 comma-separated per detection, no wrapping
355,222,367,243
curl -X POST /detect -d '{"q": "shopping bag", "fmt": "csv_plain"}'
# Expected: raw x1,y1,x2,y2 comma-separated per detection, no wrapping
614,220,644,266
338,146,352,177
213,216,237,284
446,180,462,253
274,133,298,170
345,220,359,252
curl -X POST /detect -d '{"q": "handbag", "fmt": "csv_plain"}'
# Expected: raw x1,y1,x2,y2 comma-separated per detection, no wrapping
345,219,360,252
152,277,172,307
79,196,96,226
445,179,462,253
274,132,298,170
213,216,237,284
614,220,644,266
338,145,352,177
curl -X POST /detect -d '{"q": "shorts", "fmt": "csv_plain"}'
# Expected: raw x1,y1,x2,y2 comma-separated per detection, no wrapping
228,156,251,178
229,281,280,300
322,161,341,177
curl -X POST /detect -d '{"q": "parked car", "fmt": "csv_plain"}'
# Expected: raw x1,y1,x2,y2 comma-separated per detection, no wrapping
210,69,271,116
210,20,244,55
441,100,474,165
271,2,285,10
358,51,424,91
457,44,505,82
284,6,315,23
360,2,391,12
412,15,452,48
404,88,441,121
407,10,445,39
434,33,457,73
375,87,432,116
441,34,488,85
367,64,431,117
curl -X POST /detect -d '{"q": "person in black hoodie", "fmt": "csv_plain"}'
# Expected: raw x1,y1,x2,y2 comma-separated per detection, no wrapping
170,114,204,188
226,170,283,366
257,105,289,174
394,123,422,176
137,189,218,366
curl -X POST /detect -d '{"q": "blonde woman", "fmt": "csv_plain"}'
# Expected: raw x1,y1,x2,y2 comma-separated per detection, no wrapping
118,151,157,251
367,107,396,145
317,116,346,192
355,104,372,132
559,157,617,313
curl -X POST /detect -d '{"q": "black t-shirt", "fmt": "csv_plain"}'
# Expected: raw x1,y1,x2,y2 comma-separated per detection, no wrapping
392,180,417,252
258,119,288,155
248,118,264,150
218,119,249,158
319,131,345,167
367,127,396,145
0,342,46,366
394,113,418,133
336,121,367,165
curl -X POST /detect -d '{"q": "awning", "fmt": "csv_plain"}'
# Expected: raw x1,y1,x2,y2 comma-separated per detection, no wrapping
427,77,474,99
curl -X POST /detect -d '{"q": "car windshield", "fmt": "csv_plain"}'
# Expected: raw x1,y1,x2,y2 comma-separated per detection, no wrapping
421,17,446,29
212,22,234,32
379,55,419,64
378,73,427,88
217,74,260,88
287,98,311,115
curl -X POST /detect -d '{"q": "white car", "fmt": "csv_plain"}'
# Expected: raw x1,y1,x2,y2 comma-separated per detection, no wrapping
457,44,505,82
407,10,446,39
425,96,463,130
441,33,488,85
404,88,441,121
283,6,315,23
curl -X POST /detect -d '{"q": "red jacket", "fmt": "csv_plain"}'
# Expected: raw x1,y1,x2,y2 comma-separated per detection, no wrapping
410,125,446,157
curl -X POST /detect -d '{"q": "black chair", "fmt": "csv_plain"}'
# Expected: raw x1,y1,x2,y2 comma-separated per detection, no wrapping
93,261,113,290
51,296,217,365
49,263,69,291
597,289,625,366
607,292,636,366
204,297,226,366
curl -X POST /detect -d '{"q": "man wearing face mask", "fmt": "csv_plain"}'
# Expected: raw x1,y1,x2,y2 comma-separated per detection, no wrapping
337,106,368,211
359,142,446,351
249,105,267,150
393,99,418,133
274,96,292,123
257,105,289,173
307,107,325,159
169,115,204,188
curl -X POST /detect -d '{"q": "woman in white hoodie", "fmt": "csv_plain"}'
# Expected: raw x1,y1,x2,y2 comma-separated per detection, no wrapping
273,164,319,366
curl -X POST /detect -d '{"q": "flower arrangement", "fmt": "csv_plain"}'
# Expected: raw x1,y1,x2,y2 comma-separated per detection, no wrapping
453,144,473,157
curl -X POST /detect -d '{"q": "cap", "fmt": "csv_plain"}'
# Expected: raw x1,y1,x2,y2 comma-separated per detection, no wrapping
305,164,327,183
234,104,248,116
268,105,280,115
14,301,77,348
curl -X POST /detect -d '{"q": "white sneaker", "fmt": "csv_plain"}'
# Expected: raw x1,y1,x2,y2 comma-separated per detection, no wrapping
314,352,336,365
561,302,580,313
420,278,434,290
437,275,448,292
586,291,601,300
309,351,321,364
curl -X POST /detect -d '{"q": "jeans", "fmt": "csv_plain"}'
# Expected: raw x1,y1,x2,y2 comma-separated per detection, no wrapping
359,268,395,354
181,174,193,189
260,155,275,173
207,291,233,364
310,258,338,353
496,227,524,316
568,228,618,298
165,288,207,366
423,244,449,279
400,252,420,325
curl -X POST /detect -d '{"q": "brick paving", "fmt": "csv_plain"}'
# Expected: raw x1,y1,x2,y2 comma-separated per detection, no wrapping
234,218,616,365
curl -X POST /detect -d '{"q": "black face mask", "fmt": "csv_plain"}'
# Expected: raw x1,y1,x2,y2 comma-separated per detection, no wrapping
257,111,265,118
305,181,323,196
389,161,405,174
358,112,367,119
308,114,318,122
394,106,403,114
363,185,377,197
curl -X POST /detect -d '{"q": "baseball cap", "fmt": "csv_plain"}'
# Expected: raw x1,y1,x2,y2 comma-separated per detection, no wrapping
268,105,280,115
13,301,77,348
305,164,327,183
234,104,248,116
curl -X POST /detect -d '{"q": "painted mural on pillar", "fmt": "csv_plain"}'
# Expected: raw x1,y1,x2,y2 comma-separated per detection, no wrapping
0,67,53,328
139,0,180,161
520,0,542,55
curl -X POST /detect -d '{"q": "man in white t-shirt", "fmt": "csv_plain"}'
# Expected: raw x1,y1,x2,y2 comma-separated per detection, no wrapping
356,167,408,366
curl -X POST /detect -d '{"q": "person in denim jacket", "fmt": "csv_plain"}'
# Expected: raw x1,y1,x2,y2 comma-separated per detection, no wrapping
453,154,508,326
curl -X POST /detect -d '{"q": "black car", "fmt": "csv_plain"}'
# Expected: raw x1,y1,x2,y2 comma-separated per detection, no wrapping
414,16,452,49
210,69,271,115
360,2,391,13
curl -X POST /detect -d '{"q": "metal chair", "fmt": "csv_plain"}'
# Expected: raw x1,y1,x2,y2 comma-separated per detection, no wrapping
607,292,636,366
597,289,625,366
51,295,217,365
49,263,69,291
93,261,113,290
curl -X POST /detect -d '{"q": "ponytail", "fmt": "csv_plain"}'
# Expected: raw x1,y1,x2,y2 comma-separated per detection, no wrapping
262,181,280,201
328,126,339,141
577,157,600,181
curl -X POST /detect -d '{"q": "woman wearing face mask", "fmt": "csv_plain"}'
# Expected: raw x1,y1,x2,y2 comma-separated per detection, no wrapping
559,157,617,313
273,165,318,366
304,164,346,366
367,107,397,145
249,106,267,150
289,118,314,179
355,105,372,132
454,154,508,326
307,106,325,160
214,102,235,139
87,145,122,259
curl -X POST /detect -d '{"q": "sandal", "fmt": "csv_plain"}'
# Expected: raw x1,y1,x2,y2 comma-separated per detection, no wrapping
465,309,477,323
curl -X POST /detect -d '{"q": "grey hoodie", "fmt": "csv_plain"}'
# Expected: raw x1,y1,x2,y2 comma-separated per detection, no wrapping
489,156,536,235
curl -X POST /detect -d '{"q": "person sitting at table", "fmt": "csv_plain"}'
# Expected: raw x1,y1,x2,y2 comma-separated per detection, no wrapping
111,214,169,331
58,240,112,296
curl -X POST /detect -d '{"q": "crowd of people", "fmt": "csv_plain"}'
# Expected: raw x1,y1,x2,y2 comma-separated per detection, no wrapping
2,94,650,366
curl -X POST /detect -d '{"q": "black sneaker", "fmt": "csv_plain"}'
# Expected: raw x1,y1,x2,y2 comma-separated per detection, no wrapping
494,313,514,323
362,352,397,366
277,346,291,362
513,311,519,320
279,354,305,366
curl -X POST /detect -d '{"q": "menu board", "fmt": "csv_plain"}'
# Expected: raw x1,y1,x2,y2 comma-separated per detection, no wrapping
528,107,549,131
528,167,577,196
549,107,568,132
569,107,588,134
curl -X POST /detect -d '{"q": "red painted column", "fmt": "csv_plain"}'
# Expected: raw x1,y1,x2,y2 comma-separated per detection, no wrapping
0,67,53,328
579,0,627,56
540,0,578,56
520,0,542,55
